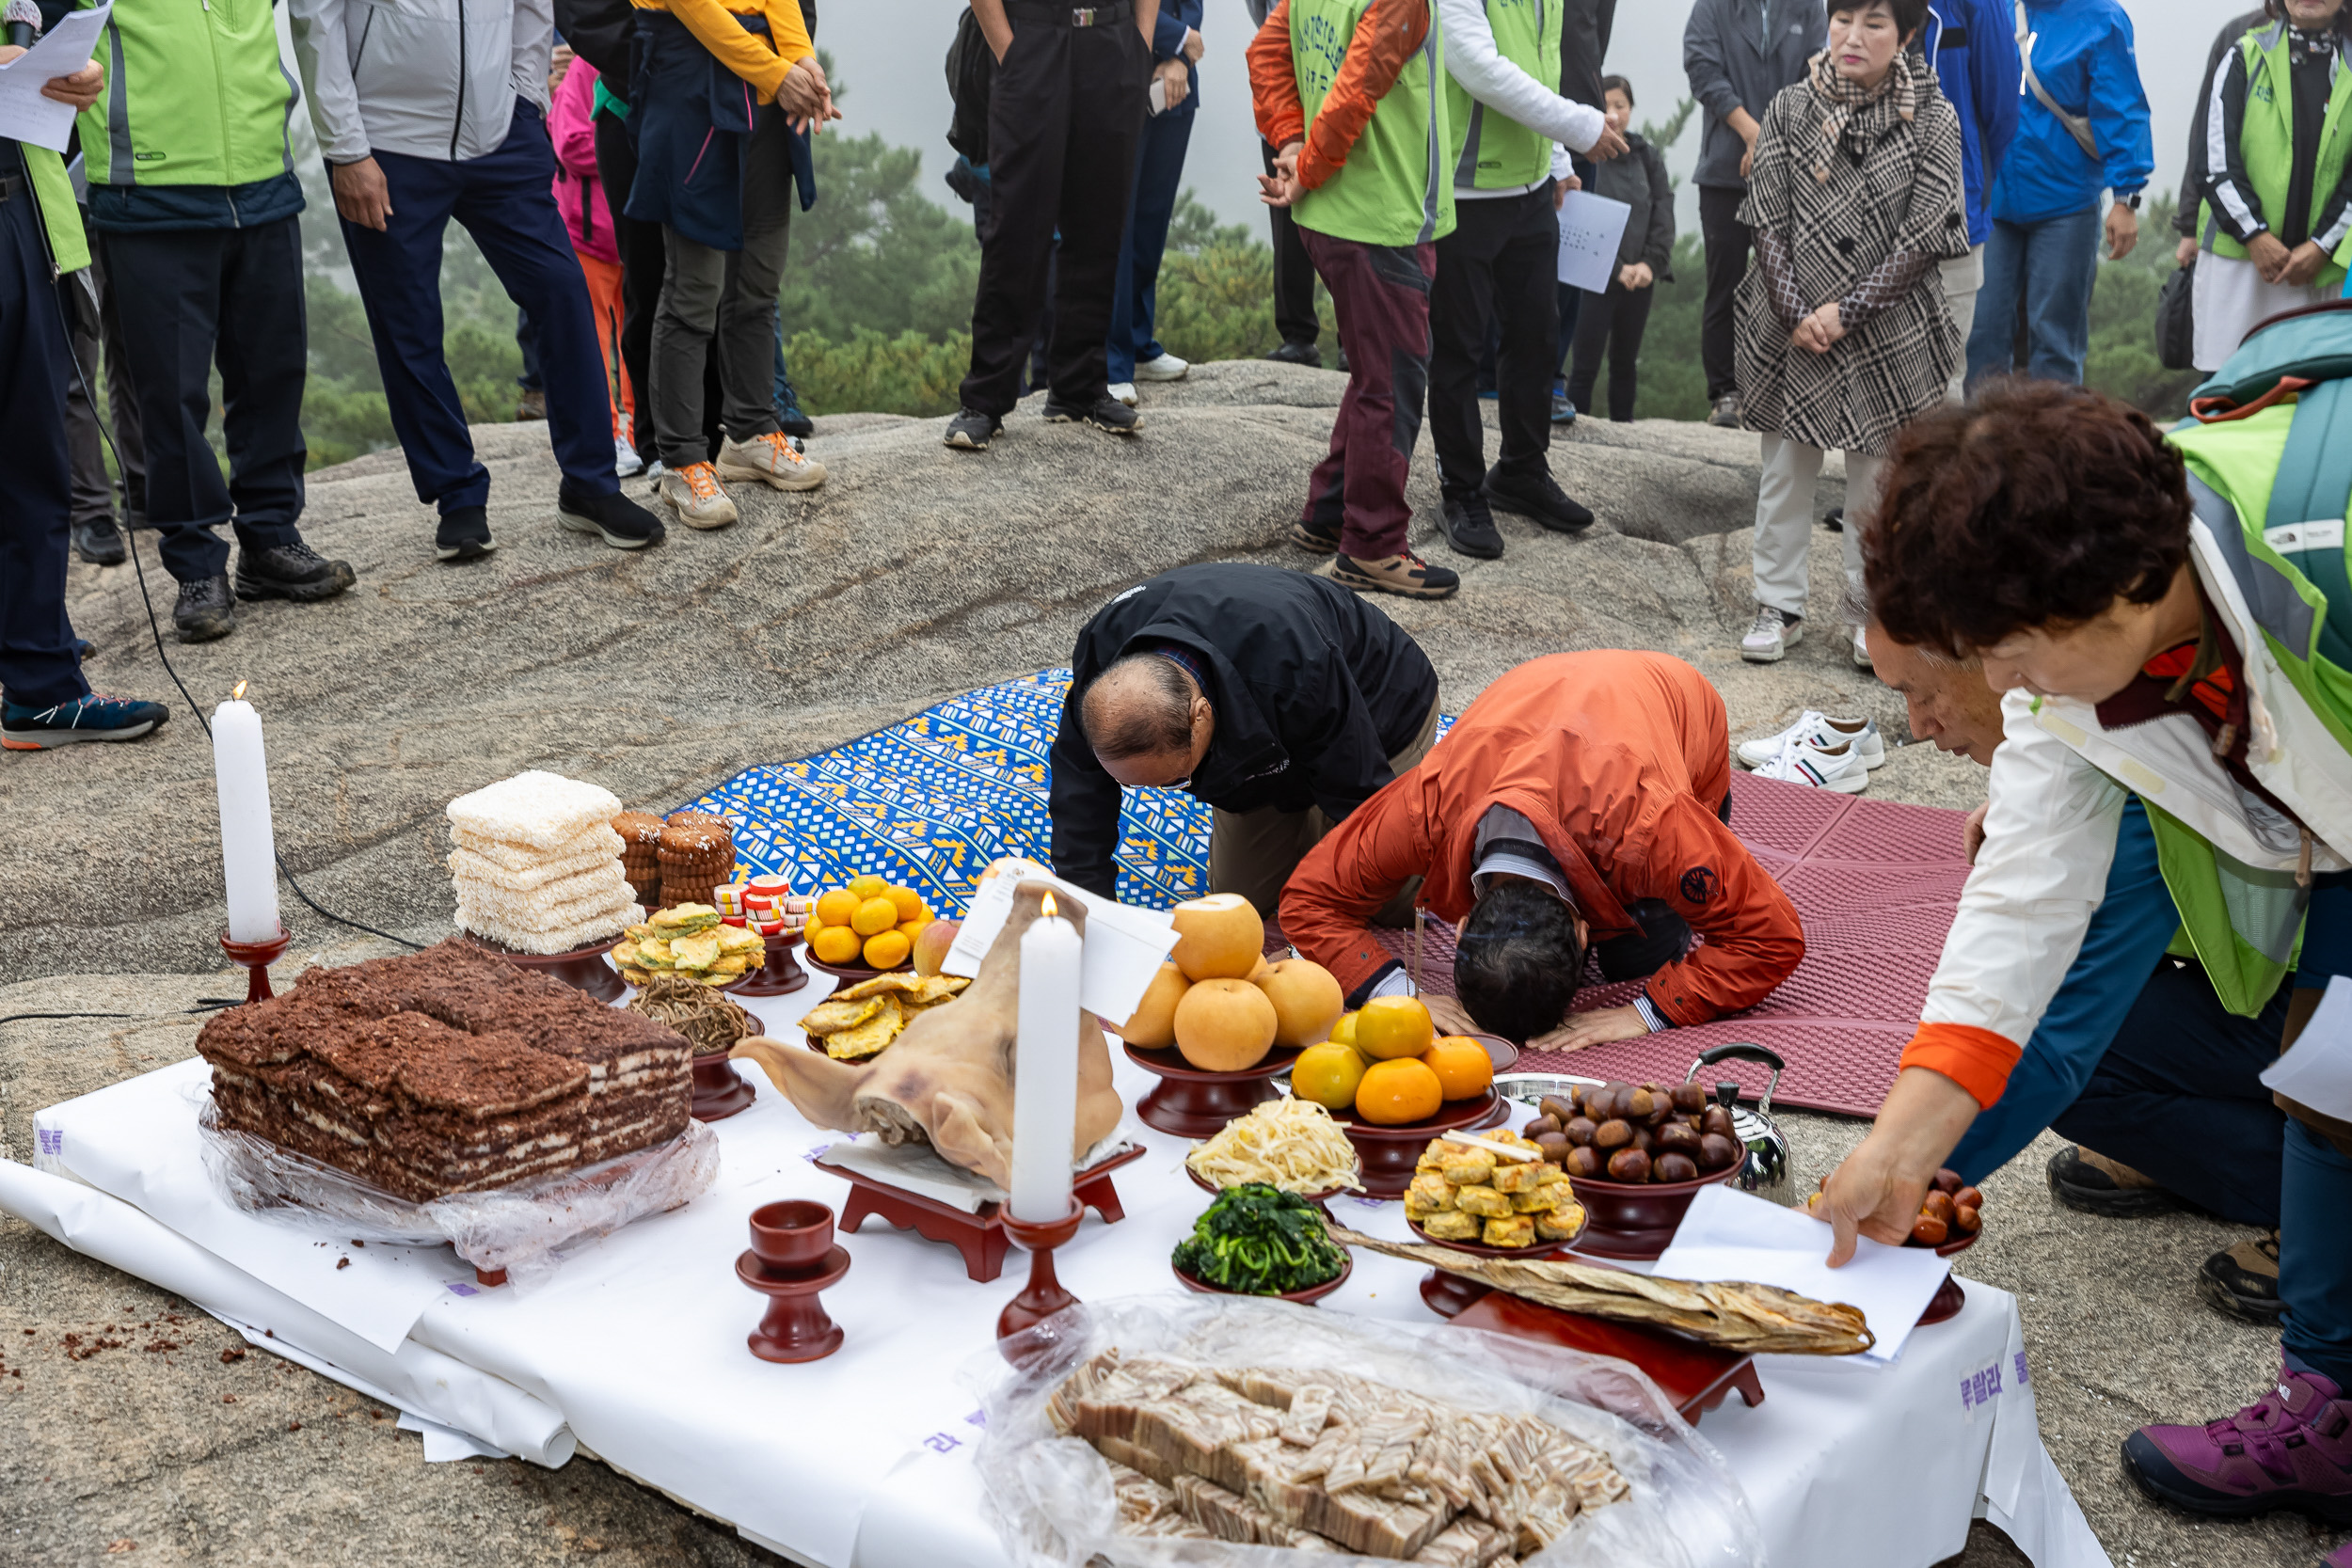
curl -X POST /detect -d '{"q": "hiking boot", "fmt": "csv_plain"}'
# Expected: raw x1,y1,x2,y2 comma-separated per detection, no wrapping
516,388,547,421
1438,494,1504,560
1740,712,1885,769
72,516,126,566
1483,467,1594,533
717,431,827,492
1551,393,1578,425
435,506,496,563
2,691,170,750
236,541,357,603
1332,549,1460,600
655,463,739,530
1740,605,1804,663
945,407,1001,451
1824,506,1846,532
2201,1232,2285,1324
559,479,667,548
173,574,237,642
1266,341,1322,369
775,372,815,439
2047,1146,2181,1217
1291,515,1343,554
2122,1357,2352,1523
1134,352,1189,383
1708,392,1741,428
1043,393,1141,435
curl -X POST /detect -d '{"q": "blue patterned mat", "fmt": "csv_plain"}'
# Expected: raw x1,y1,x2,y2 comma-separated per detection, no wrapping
677,671,1209,914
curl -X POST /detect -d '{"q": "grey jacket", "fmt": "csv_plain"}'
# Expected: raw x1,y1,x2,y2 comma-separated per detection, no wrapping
290,0,556,166
1681,0,1824,189
1592,132,1674,272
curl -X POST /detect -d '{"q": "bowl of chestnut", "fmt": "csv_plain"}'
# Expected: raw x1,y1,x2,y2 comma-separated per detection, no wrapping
1520,1081,1749,1260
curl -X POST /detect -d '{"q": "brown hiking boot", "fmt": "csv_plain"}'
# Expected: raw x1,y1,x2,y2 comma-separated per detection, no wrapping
2199,1231,2284,1324
2047,1145,2181,1217
1290,516,1343,554
1331,549,1460,600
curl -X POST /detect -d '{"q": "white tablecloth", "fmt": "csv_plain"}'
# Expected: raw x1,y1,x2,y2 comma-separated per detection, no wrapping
7,975,2109,1568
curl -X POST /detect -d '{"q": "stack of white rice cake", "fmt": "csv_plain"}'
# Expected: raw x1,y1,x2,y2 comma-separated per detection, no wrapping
446,770,642,955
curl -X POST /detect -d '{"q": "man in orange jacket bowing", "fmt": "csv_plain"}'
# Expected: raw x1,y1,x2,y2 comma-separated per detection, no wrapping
1280,650,1804,1046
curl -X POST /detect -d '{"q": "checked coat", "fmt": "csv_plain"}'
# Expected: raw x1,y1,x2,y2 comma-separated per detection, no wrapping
1734,67,1969,456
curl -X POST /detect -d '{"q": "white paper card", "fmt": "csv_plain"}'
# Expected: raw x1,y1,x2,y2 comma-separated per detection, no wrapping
1555,189,1631,293
943,869,1177,1026
1652,1182,1953,1363
2261,974,2352,1121
398,1408,511,1462
0,5,112,152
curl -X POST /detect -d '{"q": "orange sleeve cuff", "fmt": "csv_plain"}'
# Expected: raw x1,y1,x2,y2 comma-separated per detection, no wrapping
1899,1022,2025,1111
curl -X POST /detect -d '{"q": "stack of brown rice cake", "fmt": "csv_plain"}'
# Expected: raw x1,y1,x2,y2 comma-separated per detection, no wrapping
612,811,667,909
446,771,641,955
657,813,735,910
197,939,692,1202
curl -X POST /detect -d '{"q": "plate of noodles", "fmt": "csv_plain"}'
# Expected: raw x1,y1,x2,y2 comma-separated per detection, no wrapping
1184,1097,1365,1199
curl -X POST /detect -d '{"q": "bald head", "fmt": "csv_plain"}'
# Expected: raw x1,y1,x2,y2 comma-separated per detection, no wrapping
1867,618,2007,765
1079,654,1214,786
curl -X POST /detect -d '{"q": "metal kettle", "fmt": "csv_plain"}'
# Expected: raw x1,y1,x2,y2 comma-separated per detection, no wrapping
1685,1042,1795,1206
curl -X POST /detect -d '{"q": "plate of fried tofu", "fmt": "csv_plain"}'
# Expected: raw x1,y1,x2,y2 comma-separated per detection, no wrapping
1401,1131,1586,1252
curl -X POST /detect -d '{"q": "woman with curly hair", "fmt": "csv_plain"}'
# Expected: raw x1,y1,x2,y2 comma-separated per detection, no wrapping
1732,0,1970,675
1817,377,2352,1528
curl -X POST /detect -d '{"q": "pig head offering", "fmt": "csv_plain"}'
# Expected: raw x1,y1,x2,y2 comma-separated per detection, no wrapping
731,881,1121,1184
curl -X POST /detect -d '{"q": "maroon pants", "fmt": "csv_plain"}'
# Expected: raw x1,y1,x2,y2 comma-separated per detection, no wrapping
1297,229,1435,561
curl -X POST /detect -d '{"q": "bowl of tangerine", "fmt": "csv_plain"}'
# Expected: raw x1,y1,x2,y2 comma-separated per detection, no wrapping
1289,997,1517,1196
800,875,948,977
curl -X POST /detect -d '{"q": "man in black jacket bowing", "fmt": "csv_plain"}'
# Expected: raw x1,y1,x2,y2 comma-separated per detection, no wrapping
1049,564,1439,915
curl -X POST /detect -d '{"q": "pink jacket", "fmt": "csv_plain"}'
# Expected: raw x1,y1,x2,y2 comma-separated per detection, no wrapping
549,60,616,265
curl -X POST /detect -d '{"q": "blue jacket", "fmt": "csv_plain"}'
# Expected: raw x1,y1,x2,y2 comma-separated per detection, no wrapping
1989,0,2153,223
1153,0,1202,116
1924,0,2021,245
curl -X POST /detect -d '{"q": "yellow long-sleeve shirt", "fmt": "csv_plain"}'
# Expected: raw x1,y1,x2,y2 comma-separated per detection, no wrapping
628,0,815,104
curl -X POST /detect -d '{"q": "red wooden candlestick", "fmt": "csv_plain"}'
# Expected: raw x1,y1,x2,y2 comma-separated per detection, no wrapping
739,1200,850,1363
219,926,291,1004
996,1196,1085,1362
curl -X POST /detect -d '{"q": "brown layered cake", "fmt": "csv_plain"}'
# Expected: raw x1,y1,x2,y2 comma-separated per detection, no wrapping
196,939,692,1202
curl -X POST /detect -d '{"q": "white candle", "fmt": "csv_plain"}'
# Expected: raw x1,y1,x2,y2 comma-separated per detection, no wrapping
1008,892,1083,1225
212,688,280,943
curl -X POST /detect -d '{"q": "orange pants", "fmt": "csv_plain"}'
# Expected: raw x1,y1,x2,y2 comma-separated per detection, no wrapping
576,249,633,445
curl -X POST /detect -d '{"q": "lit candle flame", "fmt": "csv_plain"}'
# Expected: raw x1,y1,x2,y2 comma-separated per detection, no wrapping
1041,891,1058,919
231,680,248,702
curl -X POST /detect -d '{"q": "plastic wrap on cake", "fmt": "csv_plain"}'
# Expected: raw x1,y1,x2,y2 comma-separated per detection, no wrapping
195,1088,719,1290
975,1296,1762,1568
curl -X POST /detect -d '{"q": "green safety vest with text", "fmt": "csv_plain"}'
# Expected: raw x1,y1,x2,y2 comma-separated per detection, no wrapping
1442,0,1564,191
2200,20,2352,289
1289,0,1456,247
26,145,88,273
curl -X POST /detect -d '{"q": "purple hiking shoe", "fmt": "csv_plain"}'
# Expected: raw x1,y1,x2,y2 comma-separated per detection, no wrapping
2122,1358,2352,1524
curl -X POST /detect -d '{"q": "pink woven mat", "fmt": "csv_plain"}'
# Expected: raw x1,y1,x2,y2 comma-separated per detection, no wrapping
1362,771,1972,1119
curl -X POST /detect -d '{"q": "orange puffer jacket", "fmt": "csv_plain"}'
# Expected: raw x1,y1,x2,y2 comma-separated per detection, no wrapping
1279,650,1804,1026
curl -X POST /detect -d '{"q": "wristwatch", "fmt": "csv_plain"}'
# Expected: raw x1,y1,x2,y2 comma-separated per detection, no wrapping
2121,191,2144,211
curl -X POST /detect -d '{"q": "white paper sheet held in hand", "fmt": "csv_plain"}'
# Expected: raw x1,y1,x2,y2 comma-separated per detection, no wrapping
0,4,112,152
1652,1182,1955,1363
941,869,1177,1029
2261,974,2352,1121
1555,189,1631,293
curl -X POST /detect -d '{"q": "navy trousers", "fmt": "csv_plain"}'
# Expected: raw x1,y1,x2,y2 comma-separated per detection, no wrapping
1105,106,1192,384
338,102,618,514
0,155,88,710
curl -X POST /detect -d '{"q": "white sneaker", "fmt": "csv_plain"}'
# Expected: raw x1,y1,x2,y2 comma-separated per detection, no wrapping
1134,353,1189,383
1756,734,1871,794
1739,711,1886,770
615,437,644,478
1740,605,1804,663
1851,625,1874,670
644,458,669,483
1108,382,1139,407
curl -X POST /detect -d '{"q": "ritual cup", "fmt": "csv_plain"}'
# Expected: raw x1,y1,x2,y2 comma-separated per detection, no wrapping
749,1200,835,1275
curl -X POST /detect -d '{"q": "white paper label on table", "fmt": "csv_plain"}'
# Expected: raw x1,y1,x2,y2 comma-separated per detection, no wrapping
0,3,111,151
2260,974,2352,1120
1555,189,1632,293
398,1408,513,1462
32,1057,450,1354
943,870,1176,1026
1652,1183,1951,1362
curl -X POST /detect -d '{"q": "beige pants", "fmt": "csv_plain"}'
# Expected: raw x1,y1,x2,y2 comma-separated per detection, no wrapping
1941,245,1982,404
1211,694,1442,923
1752,434,1883,619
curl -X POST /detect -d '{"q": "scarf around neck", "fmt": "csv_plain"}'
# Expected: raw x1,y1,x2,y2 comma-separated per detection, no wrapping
1804,45,1918,182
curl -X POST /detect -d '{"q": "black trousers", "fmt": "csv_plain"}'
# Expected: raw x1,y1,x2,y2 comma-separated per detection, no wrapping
98,219,306,583
596,105,720,462
960,9,1149,417
1698,183,1750,403
1566,277,1656,422
1427,184,1558,499
0,158,87,710
61,231,146,530
1263,138,1318,348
